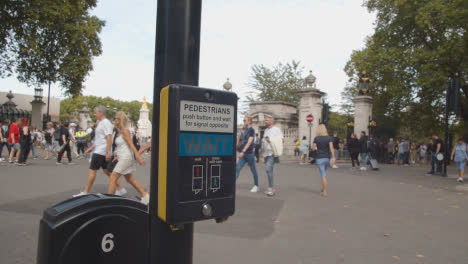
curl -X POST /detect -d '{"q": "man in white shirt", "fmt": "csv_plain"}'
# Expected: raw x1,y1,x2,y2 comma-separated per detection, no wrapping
261,116,284,196
74,106,125,197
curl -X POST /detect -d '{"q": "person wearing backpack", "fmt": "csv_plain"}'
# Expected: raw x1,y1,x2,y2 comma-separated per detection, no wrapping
56,122,73,165
44,122,58,160
53,121,61,150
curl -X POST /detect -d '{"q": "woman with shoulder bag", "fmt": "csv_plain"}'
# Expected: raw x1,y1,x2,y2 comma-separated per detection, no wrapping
451,137,468,183
311,124,336,197
107,112,149,205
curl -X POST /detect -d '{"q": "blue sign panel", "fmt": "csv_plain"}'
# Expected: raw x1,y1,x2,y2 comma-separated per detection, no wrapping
179,133,233,156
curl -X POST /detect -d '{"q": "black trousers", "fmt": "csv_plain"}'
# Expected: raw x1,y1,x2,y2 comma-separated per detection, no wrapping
350,152,360,167
18,142,30,163
57,143,72,162
254,147,260,162
77,142,86,155
0,142,11,158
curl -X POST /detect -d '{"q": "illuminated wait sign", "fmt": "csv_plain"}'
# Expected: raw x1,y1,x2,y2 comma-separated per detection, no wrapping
179,133,233,156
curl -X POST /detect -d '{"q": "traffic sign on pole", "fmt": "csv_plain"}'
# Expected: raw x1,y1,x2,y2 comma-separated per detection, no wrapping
306,114,314,123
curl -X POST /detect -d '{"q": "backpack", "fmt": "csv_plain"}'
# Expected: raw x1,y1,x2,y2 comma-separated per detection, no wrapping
53,126,61,140
88,129,95,141
45,132,52,144
2,125,8,138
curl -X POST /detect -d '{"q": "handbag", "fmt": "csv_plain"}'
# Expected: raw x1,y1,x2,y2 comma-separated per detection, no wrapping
107,159,118,172
237,131,246,153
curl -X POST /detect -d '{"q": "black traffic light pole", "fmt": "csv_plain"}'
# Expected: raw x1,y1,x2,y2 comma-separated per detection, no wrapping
149,1,202,264
443,78,450,177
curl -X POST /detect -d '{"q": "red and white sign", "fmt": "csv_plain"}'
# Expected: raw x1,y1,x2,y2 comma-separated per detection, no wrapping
306,114,314,123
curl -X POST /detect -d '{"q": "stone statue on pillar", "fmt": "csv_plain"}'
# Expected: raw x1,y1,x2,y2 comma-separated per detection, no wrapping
353,71,374,136
137,97,152,142
79,99,93,129
358,71,371,95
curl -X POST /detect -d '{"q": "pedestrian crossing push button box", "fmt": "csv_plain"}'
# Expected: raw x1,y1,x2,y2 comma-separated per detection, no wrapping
158,84,237,224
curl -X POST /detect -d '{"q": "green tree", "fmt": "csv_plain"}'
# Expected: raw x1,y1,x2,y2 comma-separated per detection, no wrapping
247,60,305,105
1,0,104,96
344,0,468,138
60,96,152,124
327,111,349,140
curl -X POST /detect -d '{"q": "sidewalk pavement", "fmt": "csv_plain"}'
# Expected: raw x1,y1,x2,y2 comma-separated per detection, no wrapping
1,154,468,264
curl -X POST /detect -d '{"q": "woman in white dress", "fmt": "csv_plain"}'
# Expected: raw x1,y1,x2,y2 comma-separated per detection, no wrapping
107,112,149,205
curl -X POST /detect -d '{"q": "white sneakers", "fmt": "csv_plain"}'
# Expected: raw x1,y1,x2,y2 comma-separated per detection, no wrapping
248,186,275,196
141,194,150,205
265,188,275,196
360,167,367,171
73,191,87,197
115,188,128,196
457,177,464,183
250,185,259,193
332,164,339,169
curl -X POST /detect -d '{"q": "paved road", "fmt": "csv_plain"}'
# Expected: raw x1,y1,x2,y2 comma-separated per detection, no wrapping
1,154,467,264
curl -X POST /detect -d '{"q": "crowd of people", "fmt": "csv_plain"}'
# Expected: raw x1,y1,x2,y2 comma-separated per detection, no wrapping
236,116,337,197
0,118,95,165
292,132,468,182
0,106,150,205
1,111,466,201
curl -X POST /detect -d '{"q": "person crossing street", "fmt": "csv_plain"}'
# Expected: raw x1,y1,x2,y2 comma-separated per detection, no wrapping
74,106,125,197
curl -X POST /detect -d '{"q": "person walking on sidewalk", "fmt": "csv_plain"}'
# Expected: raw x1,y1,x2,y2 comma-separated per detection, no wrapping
44,122,58,160
254,133,261,163
260,116,284,196
235,116,260,192
299,136,309,164
294,138,300,157
56,122,74,165
74,106,125,197
17,125,32,166
0,119,11,161
332,131,340,168
428,134,443,175
359,131,368,170
451,137,468,183
348,133,360,169
8,118,22,164
311,124,336,197
75,127,87,159
107,112,149,204
69,123,79,158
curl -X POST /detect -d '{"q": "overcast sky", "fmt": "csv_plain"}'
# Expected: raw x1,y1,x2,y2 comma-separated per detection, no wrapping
1,0,375,110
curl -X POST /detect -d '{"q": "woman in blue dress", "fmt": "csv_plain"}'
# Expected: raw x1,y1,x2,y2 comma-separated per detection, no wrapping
451,137,468,183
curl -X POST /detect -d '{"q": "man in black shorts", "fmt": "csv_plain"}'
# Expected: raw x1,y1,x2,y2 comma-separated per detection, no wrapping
74,106,125,197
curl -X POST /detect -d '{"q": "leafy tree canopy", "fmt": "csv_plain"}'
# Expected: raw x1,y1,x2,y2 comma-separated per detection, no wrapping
1,0,105,96
60,96,152,124
344,0,468,139
247,60,306,105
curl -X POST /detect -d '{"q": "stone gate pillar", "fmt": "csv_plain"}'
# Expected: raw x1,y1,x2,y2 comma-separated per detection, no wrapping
297,71,324,143
353,95,373,136
30,99,45,129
